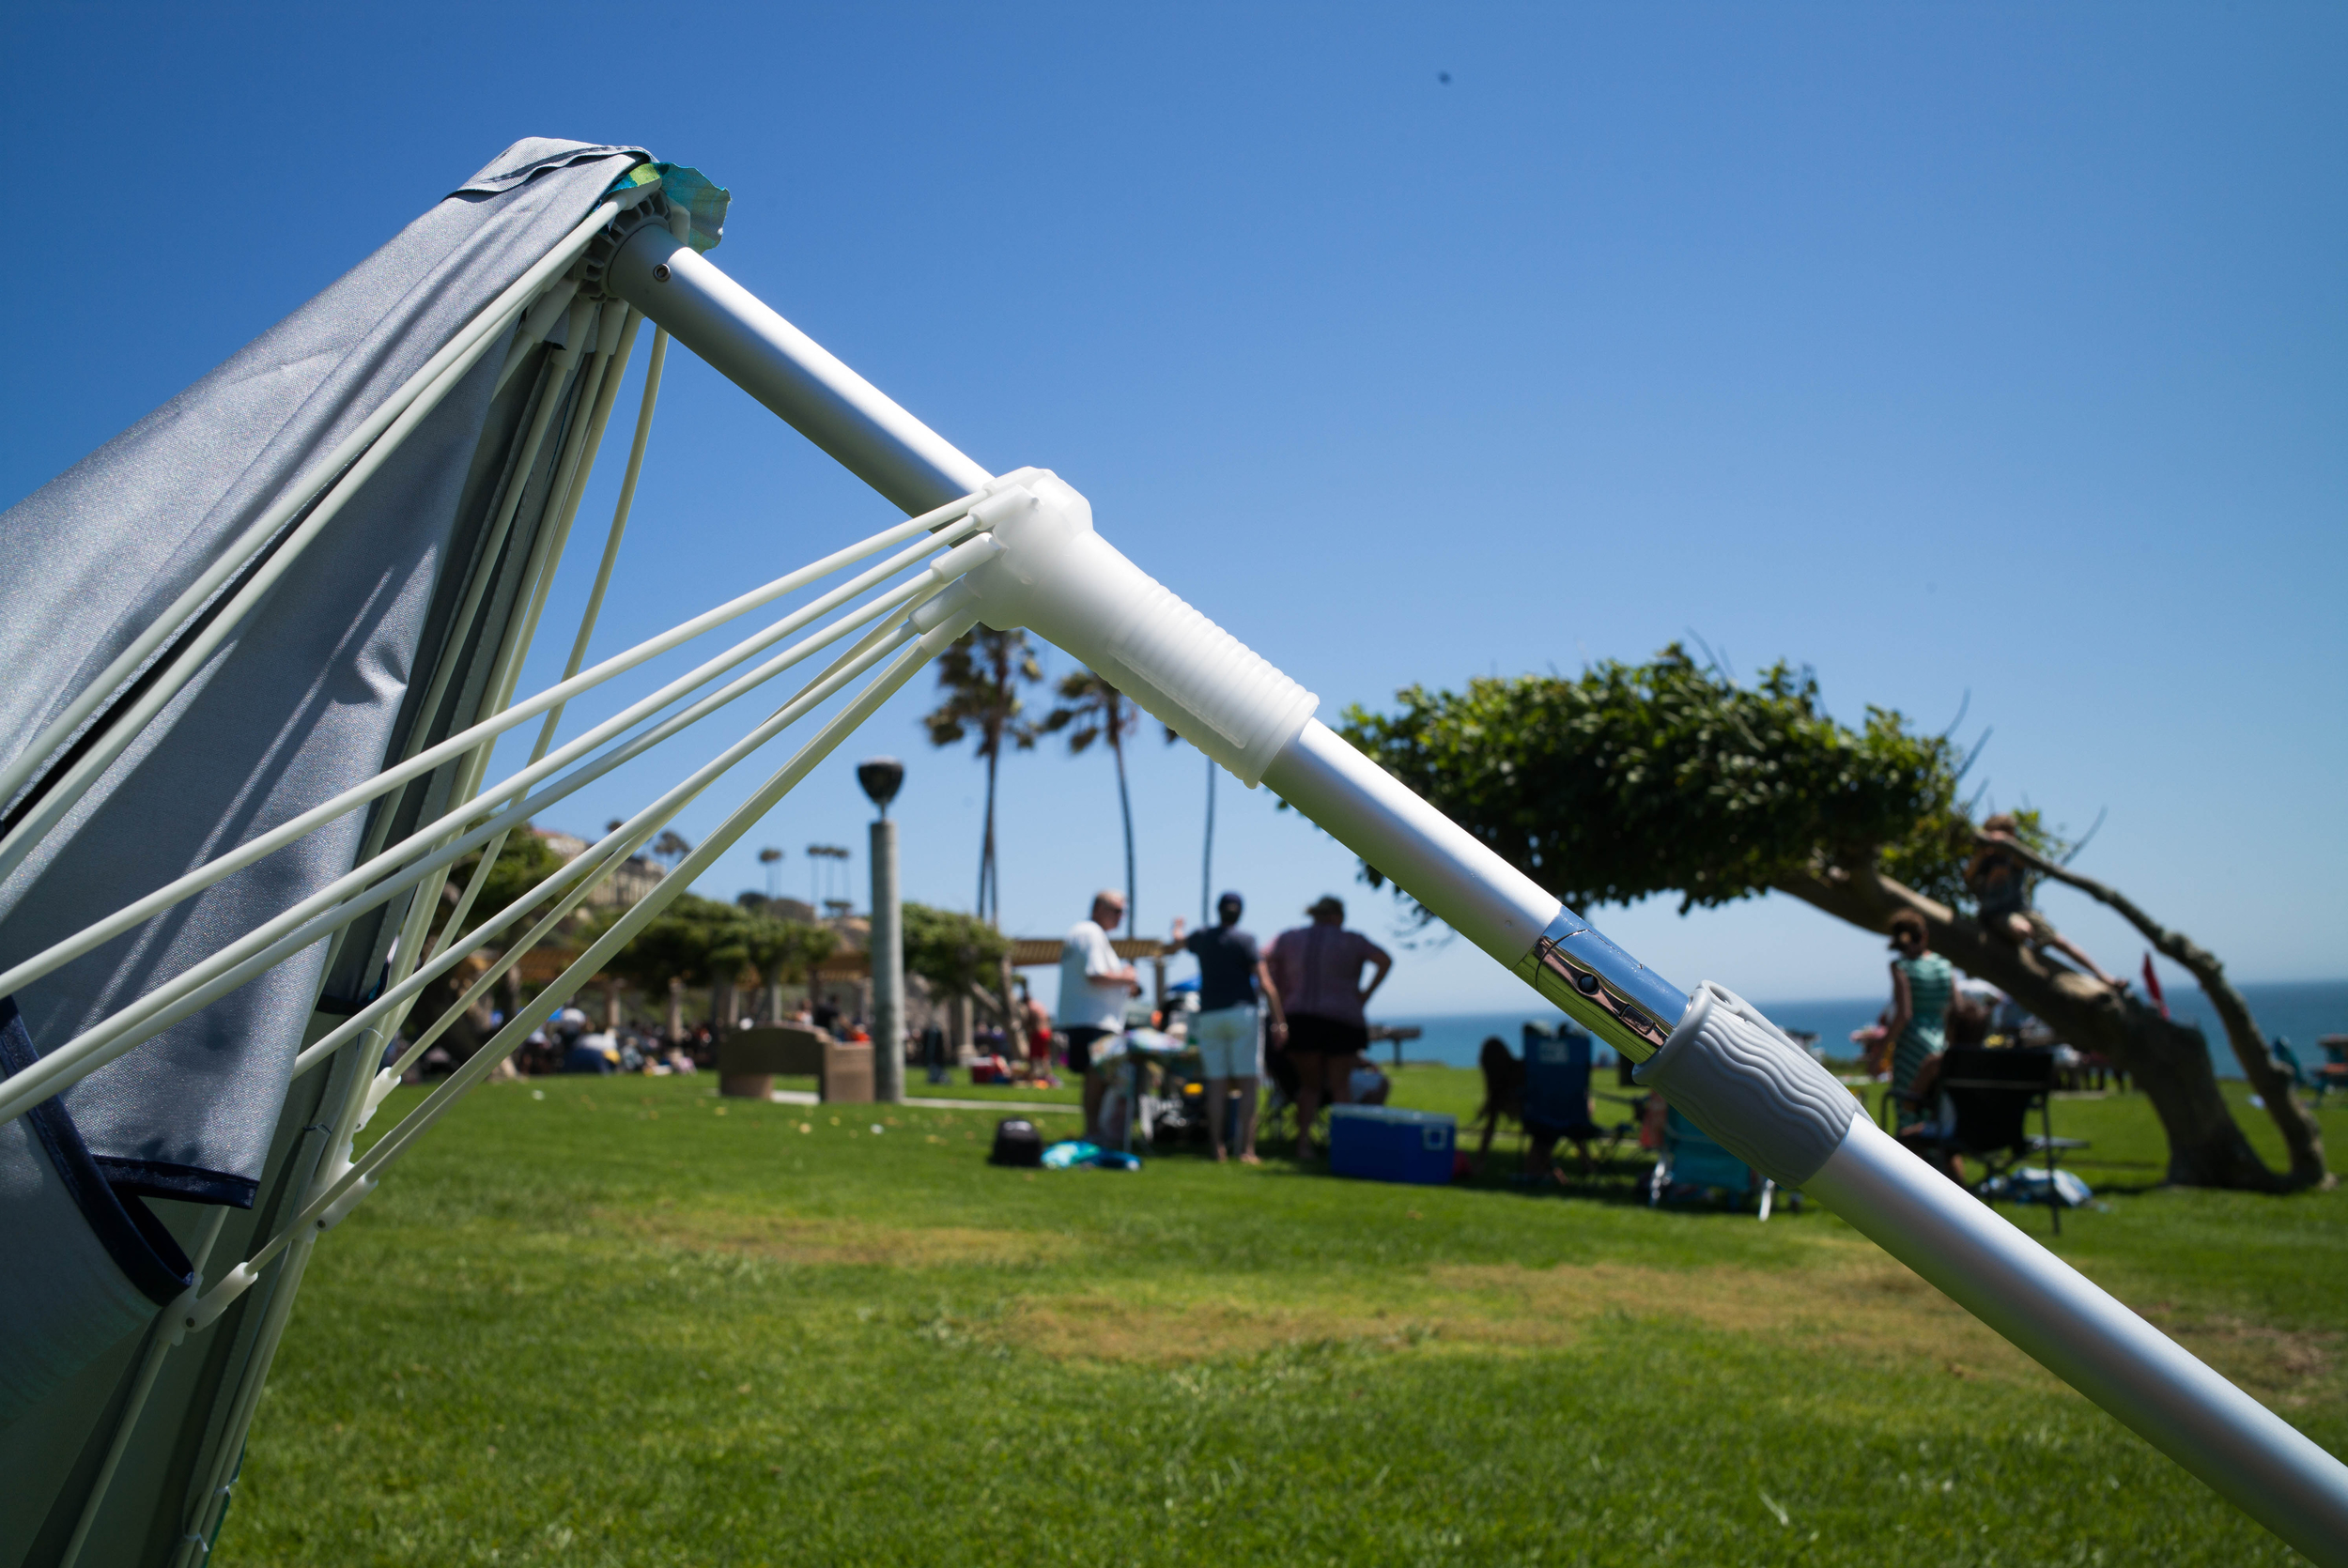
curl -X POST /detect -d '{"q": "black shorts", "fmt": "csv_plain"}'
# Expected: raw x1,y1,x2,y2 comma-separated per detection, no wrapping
1284,1014,1367,1061
1064,1025,1114,1074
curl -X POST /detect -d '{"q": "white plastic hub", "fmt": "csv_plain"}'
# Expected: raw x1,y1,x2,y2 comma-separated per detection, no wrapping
956,473,1318,788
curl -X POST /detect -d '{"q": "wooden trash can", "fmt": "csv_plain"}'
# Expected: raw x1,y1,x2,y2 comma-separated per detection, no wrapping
819,1040,874,1103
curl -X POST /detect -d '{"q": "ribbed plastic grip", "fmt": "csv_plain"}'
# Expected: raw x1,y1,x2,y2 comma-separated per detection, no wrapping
959,474,1317,787
1634,982,1859,1187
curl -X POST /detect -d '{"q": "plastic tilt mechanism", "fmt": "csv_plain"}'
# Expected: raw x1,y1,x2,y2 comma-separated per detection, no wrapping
946,472,1319,788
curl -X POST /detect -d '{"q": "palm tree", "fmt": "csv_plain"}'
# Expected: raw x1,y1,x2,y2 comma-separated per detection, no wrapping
921,627,1043,926
1042,669,1141,935
592,895,730,1041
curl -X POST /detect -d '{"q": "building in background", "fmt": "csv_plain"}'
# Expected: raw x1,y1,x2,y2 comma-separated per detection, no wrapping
532,826,666,909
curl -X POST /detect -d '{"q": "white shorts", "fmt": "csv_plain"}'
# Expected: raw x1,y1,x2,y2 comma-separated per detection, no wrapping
1191,1004,1261,1081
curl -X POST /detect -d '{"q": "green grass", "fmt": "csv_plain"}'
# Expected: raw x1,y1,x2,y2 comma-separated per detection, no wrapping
222,1068,2348,1565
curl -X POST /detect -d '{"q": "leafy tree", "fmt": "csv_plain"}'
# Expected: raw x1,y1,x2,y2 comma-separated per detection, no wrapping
591,892,735,1041
922,627,1044,926
904,901,1013,1022
704,916,755,1033
1339,646,2326,1191
739,916,838,1023
438,828,572,945
1041,669,1140,934
414,829,579,1054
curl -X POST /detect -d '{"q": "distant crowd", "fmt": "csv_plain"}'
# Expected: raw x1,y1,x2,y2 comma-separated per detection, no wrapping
387,883,1398,1170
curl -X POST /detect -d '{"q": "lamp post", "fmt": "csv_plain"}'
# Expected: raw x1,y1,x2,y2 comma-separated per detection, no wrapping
858,758,905,1104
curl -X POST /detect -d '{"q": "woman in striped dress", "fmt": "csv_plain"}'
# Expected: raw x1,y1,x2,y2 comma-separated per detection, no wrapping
1884,910,1955,1128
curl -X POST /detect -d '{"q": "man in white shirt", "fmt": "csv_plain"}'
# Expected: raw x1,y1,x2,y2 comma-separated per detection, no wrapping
1059,889,1138,1141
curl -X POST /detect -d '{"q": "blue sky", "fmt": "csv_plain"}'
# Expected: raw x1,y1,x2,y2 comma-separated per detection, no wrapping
4,3,2341,1013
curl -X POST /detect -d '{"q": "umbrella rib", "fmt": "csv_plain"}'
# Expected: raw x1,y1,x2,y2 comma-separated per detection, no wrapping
190,621,964,1318
0,497,996,1009
0,542,990,1129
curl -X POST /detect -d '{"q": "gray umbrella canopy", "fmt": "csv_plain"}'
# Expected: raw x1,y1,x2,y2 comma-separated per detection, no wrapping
0,138,655,1568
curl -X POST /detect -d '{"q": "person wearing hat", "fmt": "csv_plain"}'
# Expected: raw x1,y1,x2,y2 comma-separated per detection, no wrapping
1263,896,1392,1161
1169,892,1286,1164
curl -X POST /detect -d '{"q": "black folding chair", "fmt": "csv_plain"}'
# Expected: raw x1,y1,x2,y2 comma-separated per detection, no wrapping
1890,1047,2088,1233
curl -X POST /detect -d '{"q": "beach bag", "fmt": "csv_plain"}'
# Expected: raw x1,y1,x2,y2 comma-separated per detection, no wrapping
990,1117,1045,1167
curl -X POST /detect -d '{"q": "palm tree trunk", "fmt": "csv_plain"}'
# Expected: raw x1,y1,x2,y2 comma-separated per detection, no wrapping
980,739,1000,925
1113,729,1135,936
1201,753,1215,926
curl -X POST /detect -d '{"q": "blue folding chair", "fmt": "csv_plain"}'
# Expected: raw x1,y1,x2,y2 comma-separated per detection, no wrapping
1521,1022,1633,1177
2271,1038,2341,1108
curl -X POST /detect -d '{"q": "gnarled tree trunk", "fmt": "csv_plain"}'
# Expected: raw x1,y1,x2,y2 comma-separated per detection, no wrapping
1776,861,2329,1191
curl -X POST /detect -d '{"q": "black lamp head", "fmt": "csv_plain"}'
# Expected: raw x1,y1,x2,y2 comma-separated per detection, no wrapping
857,757,904,813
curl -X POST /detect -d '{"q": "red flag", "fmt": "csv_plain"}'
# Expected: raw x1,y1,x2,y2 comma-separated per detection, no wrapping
2141,953,2168,1019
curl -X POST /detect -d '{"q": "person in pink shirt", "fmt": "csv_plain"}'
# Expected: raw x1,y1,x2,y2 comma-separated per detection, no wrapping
1264,896,1392,1161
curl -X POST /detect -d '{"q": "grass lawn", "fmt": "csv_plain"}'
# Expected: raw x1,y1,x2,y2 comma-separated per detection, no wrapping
222,1065,2347,1565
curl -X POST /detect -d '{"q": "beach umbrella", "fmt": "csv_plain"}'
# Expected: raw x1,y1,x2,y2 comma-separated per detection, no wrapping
0,137,663,1563
1,139,2342,1567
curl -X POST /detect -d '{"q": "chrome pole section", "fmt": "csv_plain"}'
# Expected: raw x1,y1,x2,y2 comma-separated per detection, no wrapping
606,224,990,515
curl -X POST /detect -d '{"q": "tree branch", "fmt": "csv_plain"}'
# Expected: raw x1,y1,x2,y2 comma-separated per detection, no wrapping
1979,834,2329,1189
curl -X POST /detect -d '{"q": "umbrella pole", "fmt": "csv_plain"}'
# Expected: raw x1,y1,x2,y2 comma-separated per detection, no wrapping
605,224,2348,1565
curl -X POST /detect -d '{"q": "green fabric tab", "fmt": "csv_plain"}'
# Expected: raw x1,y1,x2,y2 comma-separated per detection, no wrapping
604,161,730,254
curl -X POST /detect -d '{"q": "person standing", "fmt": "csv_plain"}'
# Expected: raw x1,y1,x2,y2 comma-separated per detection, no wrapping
1014,977,1058,1086
1169,892,1286,1165
1884,910,1956,1130
1059,889,1139,1142
1264,896,1391,1161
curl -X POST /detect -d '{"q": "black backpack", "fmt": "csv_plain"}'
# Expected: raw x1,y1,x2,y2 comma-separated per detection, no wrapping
989,1117,1044,1167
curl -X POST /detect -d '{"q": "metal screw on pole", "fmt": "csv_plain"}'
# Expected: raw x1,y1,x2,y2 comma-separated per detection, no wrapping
858,759,905,1104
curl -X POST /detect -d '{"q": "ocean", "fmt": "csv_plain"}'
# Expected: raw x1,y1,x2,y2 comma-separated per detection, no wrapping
1378,978,2348,1079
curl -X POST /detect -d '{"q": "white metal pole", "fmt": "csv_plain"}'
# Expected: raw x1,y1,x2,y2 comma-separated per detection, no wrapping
1808,1114,2348,1561
607,226,990,515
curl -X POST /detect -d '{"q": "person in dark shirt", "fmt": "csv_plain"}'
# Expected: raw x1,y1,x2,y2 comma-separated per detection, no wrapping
1169,892,1286,1164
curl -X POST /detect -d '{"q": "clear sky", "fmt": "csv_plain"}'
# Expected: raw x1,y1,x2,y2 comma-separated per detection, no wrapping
5,3,2341,1013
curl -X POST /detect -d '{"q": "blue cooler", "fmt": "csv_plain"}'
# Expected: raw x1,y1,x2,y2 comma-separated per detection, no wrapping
1327,1105,1456,1186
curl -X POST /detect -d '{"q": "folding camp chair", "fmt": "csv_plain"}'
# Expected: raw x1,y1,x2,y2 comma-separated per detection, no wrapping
1889,1047,2088,1234
1648,1106,1784,1220
2272,1038,2344,1108
1522,1022,1634,1179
